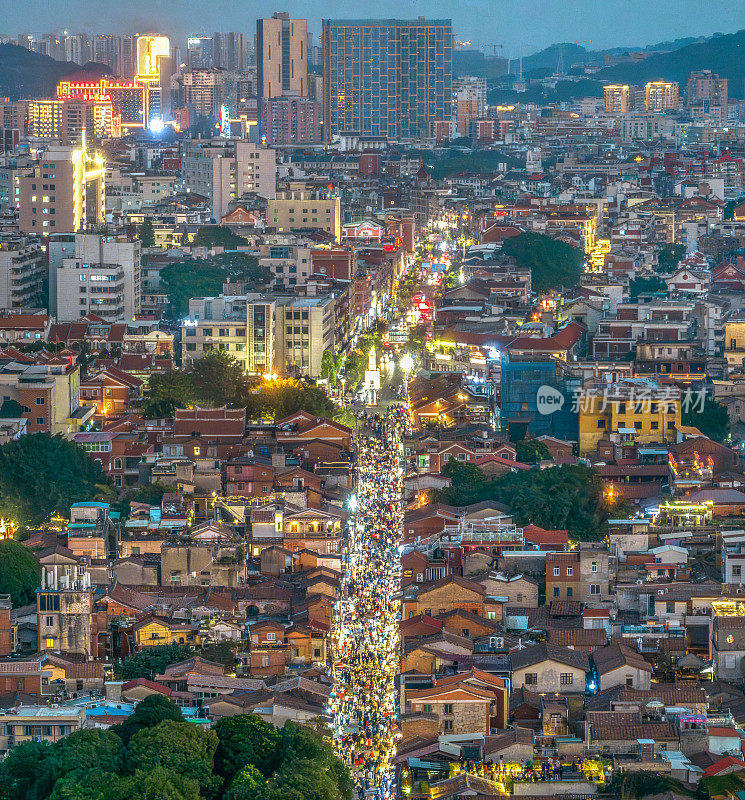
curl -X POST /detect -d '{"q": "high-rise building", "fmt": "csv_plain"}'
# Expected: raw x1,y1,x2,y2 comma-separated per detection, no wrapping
135,34,173,125
604,84,630,114
50,233,141,321
179,138,276,220
57,77,146,129
260,95,321,144
257,13,308,100
187,36,213,68
0,233,45,310
26,98,118,144
18,143,106,235
686,70,728,122
322,18,453,139
178,68,227,117
645,81,679,111
453,76,486,137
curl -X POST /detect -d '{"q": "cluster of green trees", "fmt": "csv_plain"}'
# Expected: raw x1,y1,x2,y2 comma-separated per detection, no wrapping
656,243,686,273
143,351,337,422
0,695,351,800
629,275,668,300
115,643,239,680
423,149,520,180
0,433,113,527
501,232,584,294
0,539,40,605
435,460,627,540
683,396,730,443
159,252,271,319
513,438,551,465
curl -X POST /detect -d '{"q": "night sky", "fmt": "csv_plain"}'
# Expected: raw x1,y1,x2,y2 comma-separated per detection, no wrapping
6,0,745,54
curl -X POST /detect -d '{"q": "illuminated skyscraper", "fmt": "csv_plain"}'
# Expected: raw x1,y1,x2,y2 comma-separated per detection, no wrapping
645,81,679,111
322,18,453,140
136,34,173,126
604,84,630,114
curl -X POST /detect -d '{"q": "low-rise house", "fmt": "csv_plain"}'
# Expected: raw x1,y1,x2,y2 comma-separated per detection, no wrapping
510,643,589,694
591,642,653,691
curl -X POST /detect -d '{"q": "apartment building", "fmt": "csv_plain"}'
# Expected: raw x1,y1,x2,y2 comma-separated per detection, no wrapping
49,233,141,322
179,138,276,221
182,293,276,375
182,290,335,377
17,144,105,235
258,240,313,288
268,187,341,240
0,233,45,310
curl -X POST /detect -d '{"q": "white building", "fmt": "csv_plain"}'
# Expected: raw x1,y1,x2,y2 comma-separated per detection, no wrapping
0,233,45,310
50,233,141,321
180,138,276,221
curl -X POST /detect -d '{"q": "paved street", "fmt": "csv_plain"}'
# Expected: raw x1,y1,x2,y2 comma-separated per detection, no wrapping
330,409,409,800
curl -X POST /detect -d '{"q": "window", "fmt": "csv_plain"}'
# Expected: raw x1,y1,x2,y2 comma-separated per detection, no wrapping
266,632,276,641
443,720,453,732
45,616,54,626
45,638,55,648
194,447,201,455
734,565,742,578
590,584,601,595
597,419,606,429
422,704,432,713
553,587,560,597
114,458,122,469
666,601,675,613
525,672,537,685
591,561,597,573
560,673,573,685
553,566,560,576
36,417,44,425
567,587,573,597
36,397,45,405
443,703,453,715
566,567,573,576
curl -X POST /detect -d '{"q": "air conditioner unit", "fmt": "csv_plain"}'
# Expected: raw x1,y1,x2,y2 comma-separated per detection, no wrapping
657,589,665,595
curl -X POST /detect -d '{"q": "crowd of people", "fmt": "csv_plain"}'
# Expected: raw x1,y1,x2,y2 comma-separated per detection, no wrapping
330,408,410,800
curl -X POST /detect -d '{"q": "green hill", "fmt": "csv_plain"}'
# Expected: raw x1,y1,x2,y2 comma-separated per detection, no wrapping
0,43,108,100
596,29,745,97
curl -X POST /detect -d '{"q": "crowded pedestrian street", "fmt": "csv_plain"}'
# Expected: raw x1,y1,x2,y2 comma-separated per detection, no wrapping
330,408,410,800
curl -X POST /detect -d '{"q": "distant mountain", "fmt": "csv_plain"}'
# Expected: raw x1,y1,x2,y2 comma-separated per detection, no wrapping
522,43,590,73
596,28,745,97
453,50,508,79
0,43,109,100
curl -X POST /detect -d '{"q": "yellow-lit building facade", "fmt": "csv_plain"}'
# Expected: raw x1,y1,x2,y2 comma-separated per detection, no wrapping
604,84,630,114
578,383,681,457
27,99,118,144
136,34,172,125
18,143,105,235
645,81,679,111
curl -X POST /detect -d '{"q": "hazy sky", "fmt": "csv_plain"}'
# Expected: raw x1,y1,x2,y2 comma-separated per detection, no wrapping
6,0,745,54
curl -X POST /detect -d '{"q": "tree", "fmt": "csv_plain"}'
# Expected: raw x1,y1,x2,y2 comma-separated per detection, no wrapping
225,764,265,800
179,230,191,247
142,371,195,418
0,433,110,527
657,243,686,273
683,396,730,443
320,350,338,387
0,539,40,605
501,232,584,293
111,694,185,746
128,721,219,792
114,645,193,681
436,463,617,541
139,218,156,248
192,226,248,250
629,275,667,300
514,438,552,464
159,259,229,319
239,378,337,422
213,715,282,781
189,350,246,407
0,739,57,800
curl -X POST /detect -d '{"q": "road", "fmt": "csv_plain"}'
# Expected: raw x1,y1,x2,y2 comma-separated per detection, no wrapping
330,410,408,800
